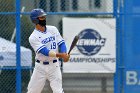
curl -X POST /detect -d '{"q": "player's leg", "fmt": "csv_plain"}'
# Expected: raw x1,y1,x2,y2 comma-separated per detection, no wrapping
27,63,47,93
48,63,64,93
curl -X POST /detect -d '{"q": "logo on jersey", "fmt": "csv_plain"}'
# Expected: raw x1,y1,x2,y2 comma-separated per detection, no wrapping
42,36,55,44
77,29,106,56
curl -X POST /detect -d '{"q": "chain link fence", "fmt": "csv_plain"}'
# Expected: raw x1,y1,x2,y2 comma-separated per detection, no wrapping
0,0,114,93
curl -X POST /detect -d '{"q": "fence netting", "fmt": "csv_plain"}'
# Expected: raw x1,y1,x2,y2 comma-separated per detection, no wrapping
0,0,114,93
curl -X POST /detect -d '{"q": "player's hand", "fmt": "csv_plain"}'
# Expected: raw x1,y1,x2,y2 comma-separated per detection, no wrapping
56,53,70,62
63,54,70,62
56,53,67,58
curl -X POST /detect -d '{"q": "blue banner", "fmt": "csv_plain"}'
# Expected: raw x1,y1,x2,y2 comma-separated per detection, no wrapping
124,0,140,93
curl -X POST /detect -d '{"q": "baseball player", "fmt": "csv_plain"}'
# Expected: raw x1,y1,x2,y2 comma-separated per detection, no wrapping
27,8,69,93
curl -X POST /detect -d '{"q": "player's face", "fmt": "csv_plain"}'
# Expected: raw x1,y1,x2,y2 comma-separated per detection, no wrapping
38,16,46,26
38,16,46,20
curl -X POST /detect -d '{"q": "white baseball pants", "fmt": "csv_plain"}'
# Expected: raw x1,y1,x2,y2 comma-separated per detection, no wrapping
27,61,64,93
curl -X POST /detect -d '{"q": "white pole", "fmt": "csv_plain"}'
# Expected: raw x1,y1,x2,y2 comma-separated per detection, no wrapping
10,6,25,42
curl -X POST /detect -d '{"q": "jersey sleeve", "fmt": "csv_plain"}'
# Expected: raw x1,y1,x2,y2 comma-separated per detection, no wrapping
54,27,65,46
29,36,46,53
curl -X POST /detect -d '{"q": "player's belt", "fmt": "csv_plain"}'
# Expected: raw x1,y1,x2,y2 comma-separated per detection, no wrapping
36,59,57,65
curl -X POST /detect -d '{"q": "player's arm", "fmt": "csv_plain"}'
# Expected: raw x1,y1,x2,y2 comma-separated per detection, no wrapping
38,47,50,56
58,42,70,62
38,47,62,58
38,48,69,62
59,42,67,53
38,47,68,60
58,42,69,62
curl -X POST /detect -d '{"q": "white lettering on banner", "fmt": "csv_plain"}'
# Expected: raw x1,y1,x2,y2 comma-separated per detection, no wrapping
126,71,140,85
78,39,105,46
